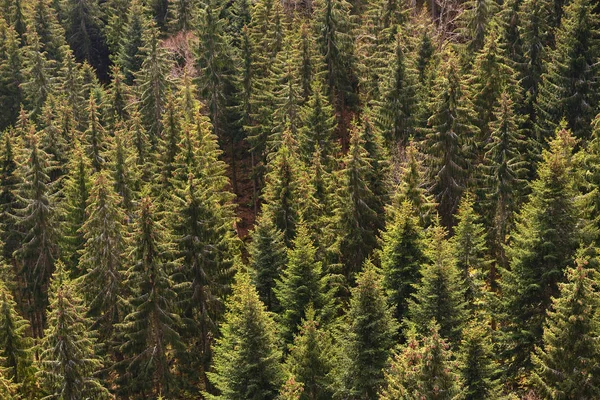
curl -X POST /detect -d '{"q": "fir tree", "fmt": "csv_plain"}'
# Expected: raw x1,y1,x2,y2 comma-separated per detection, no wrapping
78,171,127,345
530,255,600,398
285,307,334,400
0,20,23,131
249,214,287,311
372,31,418,146
380,201,426,325
451,192,489,306
118,196,184,398
335,260,397,398
63,0,109,78
331,126,382,279
407,225,467,345
0,286,37,397
109,124,138,217
14,132,59,338
21,32,54,121
117,0,148,84
297,81,338,167
500,127,580,378
425,51,477,228
29,0,66,64
459,321,503,399
381,321,463,400
0,133,20,264
207,272,283,400
37,263,111,399
275,223,329,345
84,95,106,172
458,0,498,56
536,0,600,140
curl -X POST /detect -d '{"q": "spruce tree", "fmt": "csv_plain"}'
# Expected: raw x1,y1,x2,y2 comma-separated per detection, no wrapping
458,0,498,56
275,223,329,345
37,263,111,399
425,51,477,228
249,214,287,311
21,32,54,121
0,20,23,131
0,133,19,264
29,0,66,64
78,171,127,345
482,92,527,269
407,225,467,345
459,321,503,399
380,200,426,325
84,95,106,172
451,193,489,306
285,307,334,400
530,255,600,398
207,272,283,400
331,126,381,279
313,0,358,110
297,81,338,168
335,259,397,398
500,127,580,378
381,321,463,400
59,141,91,274
117,0,148,84
136,23,172,147
0,286,37,397
109,124,138,217
63,0,109,78
536,0,600,140
14,132,59,338
372,31,418,146
118,196,184,398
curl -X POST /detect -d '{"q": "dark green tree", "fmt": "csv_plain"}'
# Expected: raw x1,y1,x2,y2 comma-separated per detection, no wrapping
0,20,23,131
381,321,463,400
117,0,148,84
84,95,106,172
536,0,600,140
380,201,426,326
0,133,20,264
14,133,59,338
37,263,111,399
249,214,287,311
207,272,283,400
118,196,184,398
78,171,127,345
500,127,580,379
21,32,54,121
530,255,600,399
335,260,397,398
407,225,467,345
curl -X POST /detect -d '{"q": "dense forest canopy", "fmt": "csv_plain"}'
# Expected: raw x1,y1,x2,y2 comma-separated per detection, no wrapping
1,0,600,398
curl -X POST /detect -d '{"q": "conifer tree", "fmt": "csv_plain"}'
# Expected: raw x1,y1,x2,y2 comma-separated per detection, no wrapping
79,171,127,344
313,0,358,110
60,141,91,274
58,48,86,130
0,133,20,264
8,0,27,43
109,124,138,216
249,214,287,311
372,32,418,146
458,0,498,56
500,127,580,378
207,272,283,400
118,196,184,398
459,321,502,399
425,51,477,228
84,95,106,172
0,20,23,131
30,0,66,64
107,65,130,125
335,260,397,398
451,193,488,305
37,263,111,399
530,255,600,398
275,223,330,345
482,92,527,268
407,225,467,345
380,201,426,325
136,23,172,147
63,0,109,78
297,81,337,167
0,286,37,397
170,173,237,389
331,126,381,279
14,132,59,338
156,94,183,192
381,321,463,400
260,132,304,246
117,0,148,84
285,307,334,400
21,32,54,121
536,0,600,140
170,0,199,32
